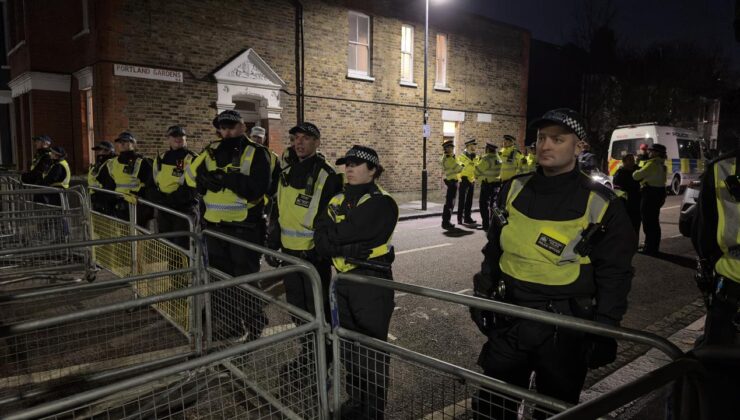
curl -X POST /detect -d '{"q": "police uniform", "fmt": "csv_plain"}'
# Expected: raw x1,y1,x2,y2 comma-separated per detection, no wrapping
689,148,740,420
152,126,198,249
21,135,53,185
314,145,399,420
613,162,642,236
269,122,342,325
523,147,537,174
88,141,116,213
475,141,502,231
441,140,462,229
499,135,523,182
98,132,154,223
471,109,635,419
185,110,271,340
632,144,667,254
457,139,478,225
38,146,71,206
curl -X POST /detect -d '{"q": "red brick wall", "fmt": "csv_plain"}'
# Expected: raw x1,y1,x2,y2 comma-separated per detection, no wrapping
29,91,75,170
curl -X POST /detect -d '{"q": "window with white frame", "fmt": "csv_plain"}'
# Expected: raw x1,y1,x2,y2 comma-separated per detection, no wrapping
400,24,414,83
348,11,371,77
435,33,448,88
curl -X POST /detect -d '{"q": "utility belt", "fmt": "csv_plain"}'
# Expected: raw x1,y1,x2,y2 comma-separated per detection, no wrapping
345,252,394,275
480,180,501,186
695,258,740,308
713,276,740,307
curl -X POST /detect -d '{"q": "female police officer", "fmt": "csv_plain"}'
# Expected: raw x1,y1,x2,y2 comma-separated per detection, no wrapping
314,145,398,420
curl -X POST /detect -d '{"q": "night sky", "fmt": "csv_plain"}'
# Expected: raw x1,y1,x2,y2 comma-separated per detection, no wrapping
459,0,739,68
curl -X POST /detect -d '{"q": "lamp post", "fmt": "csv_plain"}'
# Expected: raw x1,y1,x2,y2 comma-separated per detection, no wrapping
421,0,429,210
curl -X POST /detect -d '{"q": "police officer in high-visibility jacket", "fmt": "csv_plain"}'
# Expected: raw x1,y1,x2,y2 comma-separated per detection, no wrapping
632,143,667,255
185,110,271,340
151,125,198,249
22,135,53,184
39,146,71,206
88,141,116,213
470,108,635,419
265,122,342,328
475,140,501,231
688,144,740,419
441,139,462,229
523,143,537,173
499,134,523,182
457,139,478,225
98,131,154,223
314,145,398,420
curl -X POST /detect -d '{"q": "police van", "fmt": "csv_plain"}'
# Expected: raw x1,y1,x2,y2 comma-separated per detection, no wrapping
607,123,704,195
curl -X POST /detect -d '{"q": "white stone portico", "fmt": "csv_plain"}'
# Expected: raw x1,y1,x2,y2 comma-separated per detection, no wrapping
213,48,286,122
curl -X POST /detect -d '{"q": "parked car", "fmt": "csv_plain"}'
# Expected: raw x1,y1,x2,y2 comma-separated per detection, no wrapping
590,170,613,189
679,180,701,237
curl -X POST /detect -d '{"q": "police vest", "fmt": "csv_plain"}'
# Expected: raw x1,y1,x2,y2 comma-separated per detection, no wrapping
153,150,196,194
634,157,666,188
714,157,740,283
499,174,611,285
277,161,334,251
44,160,71,188
499,146,522,181
475,152,501,183
88,163,103,191
458,152,477,180
191,140,266,223
524,154,537,174
108,157,144,194
441,154,462,181
328,186,396,272
30,149,50,171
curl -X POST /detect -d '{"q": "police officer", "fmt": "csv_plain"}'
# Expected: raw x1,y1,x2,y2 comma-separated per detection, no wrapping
457,139,478,225
249,125,281,224
151,125,198,249
523,143,537,173
632,143,667,255
441,139,462,229
578,142,598,173
314,145,398,420
98,131,154,224
21,135,53,184
185,110,271,340
688,143,740,419
38,146,71,206
499,134,522,183
613,154,642,236
475,140,501,231
470,108,635,419
266,122,342,369
88,141,116,213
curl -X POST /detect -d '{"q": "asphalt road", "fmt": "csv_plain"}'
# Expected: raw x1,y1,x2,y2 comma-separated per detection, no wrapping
384,193,701,382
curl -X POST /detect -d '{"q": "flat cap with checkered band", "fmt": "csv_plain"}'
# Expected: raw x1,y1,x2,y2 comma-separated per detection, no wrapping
336,145,380,166
289,122,321,139
529,108,587,141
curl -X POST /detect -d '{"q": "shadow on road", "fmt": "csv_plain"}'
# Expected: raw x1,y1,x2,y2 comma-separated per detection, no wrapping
442,228,476,238
652,252,696,269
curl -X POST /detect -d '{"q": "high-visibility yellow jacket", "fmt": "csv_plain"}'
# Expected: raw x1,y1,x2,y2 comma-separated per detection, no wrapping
457,152,478,181
713,157,740,283
632,157,666,188
475,152,502,183
499,146,523,181
441,154,462,181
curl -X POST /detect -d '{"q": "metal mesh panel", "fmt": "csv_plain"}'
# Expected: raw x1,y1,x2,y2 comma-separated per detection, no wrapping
91,212,133,277
335,337,558,419
134,237,193,333
35,331,322,420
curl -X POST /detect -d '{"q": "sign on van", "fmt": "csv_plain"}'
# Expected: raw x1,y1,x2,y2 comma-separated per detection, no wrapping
114,64,183,83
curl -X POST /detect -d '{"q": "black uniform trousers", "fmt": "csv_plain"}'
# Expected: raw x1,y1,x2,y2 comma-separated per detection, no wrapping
157,205,197,250
336,265,395,420
458,176,475,222
624,193,642,237
474,306,588,420
479,182,500,230
640,186,666,253
205,221,268,341
442,179,458,224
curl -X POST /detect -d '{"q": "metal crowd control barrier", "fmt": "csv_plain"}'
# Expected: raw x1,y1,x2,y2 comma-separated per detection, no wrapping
329,272,690,420
0,232,203,415
0,185,94,289
88,187,197,333
2,232,331,420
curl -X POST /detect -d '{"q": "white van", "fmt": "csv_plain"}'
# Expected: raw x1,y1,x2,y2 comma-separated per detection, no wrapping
607,124,704,195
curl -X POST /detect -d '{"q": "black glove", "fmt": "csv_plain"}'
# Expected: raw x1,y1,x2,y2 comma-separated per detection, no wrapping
198,170,224,193
584,335,618,369
338,243,371,259
471,272,496,335
221,172,242,193
264,254,281,268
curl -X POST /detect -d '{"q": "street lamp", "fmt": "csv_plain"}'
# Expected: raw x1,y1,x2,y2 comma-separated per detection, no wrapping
421,0,430,210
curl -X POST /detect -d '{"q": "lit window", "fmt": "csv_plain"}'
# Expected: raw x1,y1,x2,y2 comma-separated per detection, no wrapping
435,34,448,88
400,24,414,83
348,12,371,77
443,121,456,137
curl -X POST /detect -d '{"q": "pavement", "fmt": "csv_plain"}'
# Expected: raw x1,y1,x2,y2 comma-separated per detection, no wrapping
393,188,480,221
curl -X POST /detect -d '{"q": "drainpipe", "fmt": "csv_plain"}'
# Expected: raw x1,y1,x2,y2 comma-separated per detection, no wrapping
291,0,304,124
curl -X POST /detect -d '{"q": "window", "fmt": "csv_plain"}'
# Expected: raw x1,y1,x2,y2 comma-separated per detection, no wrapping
400,24,414,83
435,33,448,89
677,139,700,159
609,138,653,159
443,121,457,151
348,12,371,78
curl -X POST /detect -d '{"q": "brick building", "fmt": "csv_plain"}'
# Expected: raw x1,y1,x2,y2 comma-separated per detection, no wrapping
4,0,529,192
